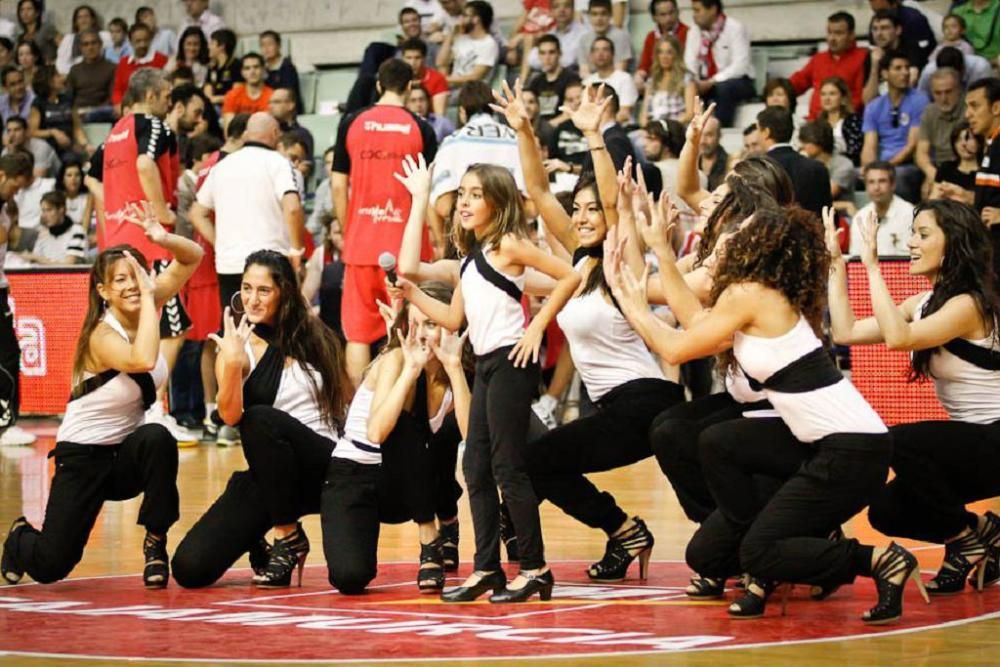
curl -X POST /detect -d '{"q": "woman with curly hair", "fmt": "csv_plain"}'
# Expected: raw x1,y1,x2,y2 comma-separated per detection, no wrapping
610,203,926,624
829,200,1000,595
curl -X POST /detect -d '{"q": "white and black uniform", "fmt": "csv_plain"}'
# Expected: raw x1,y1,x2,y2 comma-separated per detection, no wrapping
459,244,548,573
172,334,339,589
4,311,179,585
322,369,459,595
869,292,1000,544
688,315,892,588
527,252,685,536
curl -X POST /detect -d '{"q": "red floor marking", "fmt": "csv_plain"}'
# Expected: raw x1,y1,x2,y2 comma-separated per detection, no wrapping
2,561,1000,662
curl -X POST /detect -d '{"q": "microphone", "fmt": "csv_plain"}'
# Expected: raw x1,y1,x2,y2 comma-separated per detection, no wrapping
378,252,398,286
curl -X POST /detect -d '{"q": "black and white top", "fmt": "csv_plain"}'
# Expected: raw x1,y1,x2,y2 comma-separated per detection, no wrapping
460,244,526,356
733,316,886,442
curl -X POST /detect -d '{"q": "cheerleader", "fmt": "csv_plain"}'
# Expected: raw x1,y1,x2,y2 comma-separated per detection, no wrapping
827,201,1000,594
2,206,203,587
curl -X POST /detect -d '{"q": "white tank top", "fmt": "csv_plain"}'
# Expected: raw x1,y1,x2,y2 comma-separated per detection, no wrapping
460,245,526,356
724,370,779,418
556,259,663,400
914,292,1000,424
334,379,453,465
733,316,887,442
246,342,339,442
57,312,168,445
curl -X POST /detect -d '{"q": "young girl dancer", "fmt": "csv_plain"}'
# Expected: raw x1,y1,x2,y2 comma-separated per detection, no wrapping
2,206,203,587
399,164,580,603
495,80,685,582
321,284,471,594
609,203,926,624
828,201,1000,594
171,250,350,588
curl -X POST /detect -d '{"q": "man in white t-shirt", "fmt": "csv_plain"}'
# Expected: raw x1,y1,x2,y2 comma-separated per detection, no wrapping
437,0,498,89
584,37,637,125
850,161,914,257
11,152,54,229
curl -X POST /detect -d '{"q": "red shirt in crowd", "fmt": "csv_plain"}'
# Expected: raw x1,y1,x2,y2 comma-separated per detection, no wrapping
638,23,689,75
332,104,437,266
102,113,179,261
418,66,449,99
111,52,169,105
789,44,869,120
222,84,274,116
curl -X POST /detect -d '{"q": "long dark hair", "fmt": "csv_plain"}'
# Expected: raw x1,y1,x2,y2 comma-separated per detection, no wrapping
243,250,351,427
910,200,1000,380
72,244,149,382
570,174,617,301
697,155,795,265
177,26,210,66
711,206,830,374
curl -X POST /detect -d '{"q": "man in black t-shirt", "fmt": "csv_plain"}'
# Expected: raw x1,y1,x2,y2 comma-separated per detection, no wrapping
966,77,1000,278
526,35,580,123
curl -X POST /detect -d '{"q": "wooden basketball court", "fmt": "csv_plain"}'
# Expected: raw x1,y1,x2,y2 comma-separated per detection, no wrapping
2,419,998,666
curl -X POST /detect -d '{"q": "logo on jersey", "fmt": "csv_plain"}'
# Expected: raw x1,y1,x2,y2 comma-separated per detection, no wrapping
357,199,404,224
106,128,131,143
363,120,413,135
360,149,405,161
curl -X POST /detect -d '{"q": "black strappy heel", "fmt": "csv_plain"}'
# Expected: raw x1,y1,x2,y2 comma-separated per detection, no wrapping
253,523,309,588
862,542,929,625
587,517,654,583
143,533,169,589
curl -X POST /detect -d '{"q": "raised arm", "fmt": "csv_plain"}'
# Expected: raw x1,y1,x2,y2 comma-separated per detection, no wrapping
431,329,472,440
824,206,885,345
367,343,425,444
400,276,466,332
208,310,254,426
678,99,714,211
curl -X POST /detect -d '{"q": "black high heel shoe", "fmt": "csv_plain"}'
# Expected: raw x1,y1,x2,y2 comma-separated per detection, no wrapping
439,521,459,572
974,512,1000,589
926,529,986,595
418,538,446,593
587,517,654,582
248,537,272,578
862,542,929,625
2,517,28,584
441,570,507,602
490,569,554,603
727,578,781,619
143,533,169,589
686,575,725,599
253,523,309,588
499,503,519,563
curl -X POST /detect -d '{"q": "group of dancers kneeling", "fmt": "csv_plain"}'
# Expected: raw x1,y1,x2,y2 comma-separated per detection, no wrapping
3,85,999,625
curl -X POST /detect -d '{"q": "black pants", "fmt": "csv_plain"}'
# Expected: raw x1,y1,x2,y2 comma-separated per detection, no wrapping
465,347,544,571
172,407,334,588
528,378,684,535
5,425,178,584
0,288,20,427
869,419,1000,543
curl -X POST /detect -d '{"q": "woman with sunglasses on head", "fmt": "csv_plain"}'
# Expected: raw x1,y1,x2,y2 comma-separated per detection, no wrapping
2,205,203,588
828,201,1000,595
171,250,351,589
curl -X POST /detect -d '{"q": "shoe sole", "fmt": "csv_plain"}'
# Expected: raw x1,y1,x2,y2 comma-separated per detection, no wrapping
177,440,199,448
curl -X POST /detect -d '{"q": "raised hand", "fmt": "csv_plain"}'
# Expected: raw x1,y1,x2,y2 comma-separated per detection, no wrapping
602,231,627,286
207,307,254,366
562,82,612,134
859,208,880,269
398,325,431,371
637,192,678,259
430,329,469,371
822,206,843,260
686,98,717,144
376,298,399,339
122,250,155,295
120,201,168,244
616,157,636,221
490,79,531,132
392,153,432,199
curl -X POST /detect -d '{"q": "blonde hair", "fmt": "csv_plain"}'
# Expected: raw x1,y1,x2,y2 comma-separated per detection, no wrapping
649,35,686,96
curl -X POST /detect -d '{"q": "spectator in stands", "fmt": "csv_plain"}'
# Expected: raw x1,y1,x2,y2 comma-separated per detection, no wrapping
583,37,637,124
20,190,85,264
66,28,116,122
645,117,699,199
864,10,920,104
15,0,58,65
331,59,437,386
405,83,455,141
204,28,241,106
639,34,695,126
757,105,832,217
742,122,760,153
30,67,78,158
405,0,448,34
397,7,429,51
168,27,209,88
15,37,41,89
520,86,556,150
4,115,57,177
437,0,498,89
137,7,176,59
929,13,974,59
221,53,273,126
0,38,14,70
400,38,449,116
799,119,856,202
55,159,92,227
869,0,936,69
953,0,1000,64
11,148,54,228
526,34,576,124
0,14,14,42
577,0,632,77
698,115,727,190
268,87,313,160
306,145,335,240
850,161,913,257
545,78,588,175
0,66,33,124
915,67,965,195
525,0,584,73
683,0,755,127
764,77,797,116
789,11,867,120
862,49,929,203
112,23,169,108
55,5,111,75
580,85,642,179
504,0,557,82
260,30,302,113
965,77,1000,273
103,17,130,64
818,75,863,164
178,0,225,45
636,0,688,89
918,45,992,95
930,121,978,203
277,132,308,196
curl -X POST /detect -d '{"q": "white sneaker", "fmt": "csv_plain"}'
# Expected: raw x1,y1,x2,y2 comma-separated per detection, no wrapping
531,395,559,430
145,403,200,446
0,425,36,446
216,425,240,447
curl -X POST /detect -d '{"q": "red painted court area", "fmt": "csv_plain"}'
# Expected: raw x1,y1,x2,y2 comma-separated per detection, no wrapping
2,561,999,662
